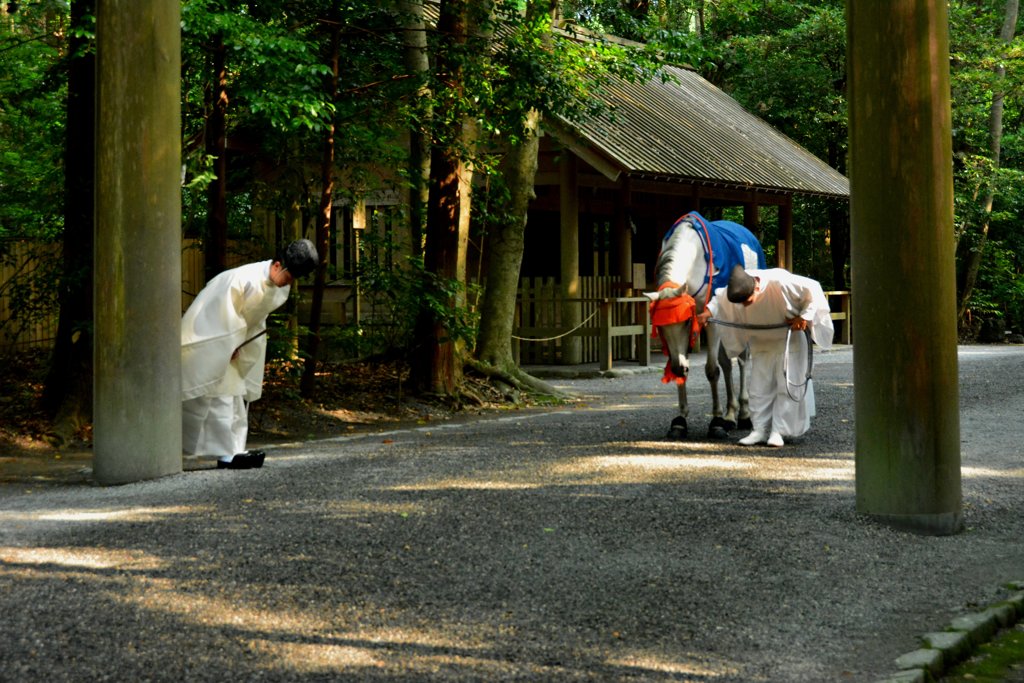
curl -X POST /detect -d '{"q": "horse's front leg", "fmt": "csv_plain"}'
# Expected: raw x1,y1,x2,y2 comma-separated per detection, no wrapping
669,382,689,440
661,322,691,440
703,330,731,439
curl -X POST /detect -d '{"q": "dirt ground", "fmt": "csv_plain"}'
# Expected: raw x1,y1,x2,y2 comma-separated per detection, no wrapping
0,350,522,487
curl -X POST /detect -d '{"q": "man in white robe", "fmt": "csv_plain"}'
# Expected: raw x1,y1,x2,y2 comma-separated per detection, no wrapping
698,265,833,447
181,239,318,468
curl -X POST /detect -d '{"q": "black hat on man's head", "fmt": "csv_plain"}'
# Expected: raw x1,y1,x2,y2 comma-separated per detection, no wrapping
282,239,319,278
726,264,756,303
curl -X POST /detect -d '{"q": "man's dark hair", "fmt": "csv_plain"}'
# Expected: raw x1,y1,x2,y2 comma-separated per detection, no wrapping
726,264,756,303
281,239,319,278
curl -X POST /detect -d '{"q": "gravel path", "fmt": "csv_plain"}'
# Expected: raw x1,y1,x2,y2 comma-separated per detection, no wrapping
1,345,1022,682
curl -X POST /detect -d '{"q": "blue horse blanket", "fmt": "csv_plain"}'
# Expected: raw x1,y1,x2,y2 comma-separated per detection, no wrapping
666,212,766,292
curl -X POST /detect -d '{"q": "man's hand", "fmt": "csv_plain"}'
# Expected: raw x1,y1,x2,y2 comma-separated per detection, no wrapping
697,310,712,326
787,316,808,331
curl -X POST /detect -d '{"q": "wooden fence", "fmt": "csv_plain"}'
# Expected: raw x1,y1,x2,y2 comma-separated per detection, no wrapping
513,276,653,366
1,239,262,353
3,238,851,358
0,240,59,352
513,279,853,368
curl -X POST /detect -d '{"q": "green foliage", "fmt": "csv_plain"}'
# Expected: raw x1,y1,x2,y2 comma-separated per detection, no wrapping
351,233,480,359
0,4,66,241
972,238,1024,330
181,0,335,133
721,5,847,164
4,0,1024,361
949,0,1024,330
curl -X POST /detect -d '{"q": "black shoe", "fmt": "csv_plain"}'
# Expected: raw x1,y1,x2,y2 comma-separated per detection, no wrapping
245,450,266,468
216,451,265,470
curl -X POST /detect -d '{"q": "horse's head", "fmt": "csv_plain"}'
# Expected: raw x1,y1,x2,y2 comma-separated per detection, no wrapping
644,286,700,384
654,219,711,300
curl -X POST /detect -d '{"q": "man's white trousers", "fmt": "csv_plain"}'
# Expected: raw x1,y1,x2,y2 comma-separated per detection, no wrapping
182,395,248,458
748,339,814,438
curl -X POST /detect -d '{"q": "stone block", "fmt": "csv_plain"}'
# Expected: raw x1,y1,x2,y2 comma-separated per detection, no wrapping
921,630,971,664
874,667,929,683
987,603,1016,628
895,647,943,676
1004,591,1024,619
949,611,999,645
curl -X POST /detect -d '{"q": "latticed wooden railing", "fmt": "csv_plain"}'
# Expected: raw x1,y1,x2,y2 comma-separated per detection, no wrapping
513,276,653,369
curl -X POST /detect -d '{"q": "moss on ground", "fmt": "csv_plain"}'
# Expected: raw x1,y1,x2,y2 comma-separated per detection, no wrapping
943,623,1024,682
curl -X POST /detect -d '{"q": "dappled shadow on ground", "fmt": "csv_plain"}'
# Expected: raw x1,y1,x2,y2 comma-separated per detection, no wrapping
0,353,535,487
3,346,1023,680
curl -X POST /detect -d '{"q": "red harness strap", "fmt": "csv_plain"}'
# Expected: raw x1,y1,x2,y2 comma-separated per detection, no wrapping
649,282,701,385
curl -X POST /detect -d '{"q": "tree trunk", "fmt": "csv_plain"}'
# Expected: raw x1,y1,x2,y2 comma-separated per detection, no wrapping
476,0,557,379
410,0,492,396
42,0,95,444
955,0,1018,322
475,109,539,372
203,33,228,280
397,0,431,257
299,8,340,399
827,127,850,289
204,33,228,281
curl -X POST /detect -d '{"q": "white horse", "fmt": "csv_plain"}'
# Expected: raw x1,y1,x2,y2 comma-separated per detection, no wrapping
644,213,765,440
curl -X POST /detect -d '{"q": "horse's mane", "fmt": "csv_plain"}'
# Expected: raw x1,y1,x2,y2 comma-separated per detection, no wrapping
656,222,705,292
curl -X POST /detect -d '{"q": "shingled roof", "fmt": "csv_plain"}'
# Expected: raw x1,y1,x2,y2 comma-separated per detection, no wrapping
546,63,850,199
417,1,847,199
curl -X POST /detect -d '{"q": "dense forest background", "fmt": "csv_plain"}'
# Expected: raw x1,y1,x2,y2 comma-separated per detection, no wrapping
1,0,1022,441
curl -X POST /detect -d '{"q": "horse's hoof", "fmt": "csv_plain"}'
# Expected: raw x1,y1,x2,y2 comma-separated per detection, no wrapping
709,416,736,432
738,417,753,430
667,417,688,440
708,425,729,440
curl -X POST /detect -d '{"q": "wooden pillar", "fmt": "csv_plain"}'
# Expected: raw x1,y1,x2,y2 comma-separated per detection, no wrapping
559,152,581,364
614,184,633,286
743,202,760,237
778,199,793,269
352,199,366,324
848,0,961,535
94,0,182,484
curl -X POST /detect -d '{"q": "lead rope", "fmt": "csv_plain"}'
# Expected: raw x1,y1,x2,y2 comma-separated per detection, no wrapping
708,319,814,402
782,327,814,402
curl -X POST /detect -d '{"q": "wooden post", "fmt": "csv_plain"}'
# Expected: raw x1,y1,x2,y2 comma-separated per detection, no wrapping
352,199,366,324
559,152,581,364
94,0,182,484
848,0,961,535
779,199,794,269
598,300,612,371
638,298,651,366
743,203,760,237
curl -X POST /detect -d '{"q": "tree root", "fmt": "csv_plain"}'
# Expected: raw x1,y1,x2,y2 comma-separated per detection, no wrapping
464,358,571,402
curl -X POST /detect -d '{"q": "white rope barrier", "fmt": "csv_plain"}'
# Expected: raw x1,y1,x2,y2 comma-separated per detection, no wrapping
511,308,601,342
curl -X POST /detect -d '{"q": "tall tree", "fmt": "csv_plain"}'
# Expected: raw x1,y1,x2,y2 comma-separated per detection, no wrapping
42,0,94,444
474,0,560,395
411,0,494,395
955,0,1020,323
299,3,341,398
397,0,431,257
204,28,229,280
